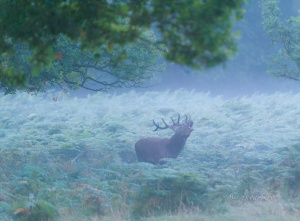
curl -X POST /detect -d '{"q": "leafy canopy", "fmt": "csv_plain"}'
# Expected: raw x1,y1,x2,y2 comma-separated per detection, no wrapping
1,32,163,94
261,0,300,80
0,0,247,93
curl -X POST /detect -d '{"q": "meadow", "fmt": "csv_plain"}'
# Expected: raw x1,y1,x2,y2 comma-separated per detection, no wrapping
0,90,299,220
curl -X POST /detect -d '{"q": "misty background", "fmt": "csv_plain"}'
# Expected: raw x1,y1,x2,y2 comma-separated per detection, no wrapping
2,2,300,220
71,0,300,98
139,0,300,97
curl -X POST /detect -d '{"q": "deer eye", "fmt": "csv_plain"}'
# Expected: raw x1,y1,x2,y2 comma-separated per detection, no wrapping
190,121,193,127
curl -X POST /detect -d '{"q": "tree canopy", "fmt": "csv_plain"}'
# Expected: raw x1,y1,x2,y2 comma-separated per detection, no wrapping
0,0,247,94
1,32,163,94
261,0,300,80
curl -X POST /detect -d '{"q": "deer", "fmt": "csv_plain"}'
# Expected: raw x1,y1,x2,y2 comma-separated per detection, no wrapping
135,113,193,164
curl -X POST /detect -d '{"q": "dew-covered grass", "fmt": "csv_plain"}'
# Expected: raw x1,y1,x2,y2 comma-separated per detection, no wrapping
0,90,300,220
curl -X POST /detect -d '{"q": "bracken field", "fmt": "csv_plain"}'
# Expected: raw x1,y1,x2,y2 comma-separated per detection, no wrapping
0,90,300,221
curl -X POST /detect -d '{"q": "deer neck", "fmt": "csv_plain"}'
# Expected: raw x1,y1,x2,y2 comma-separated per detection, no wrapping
166,133,188,158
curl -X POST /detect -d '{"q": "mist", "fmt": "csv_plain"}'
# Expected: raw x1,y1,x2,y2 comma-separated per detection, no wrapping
1,1,300,221
134,1,300,98
70,1,300,98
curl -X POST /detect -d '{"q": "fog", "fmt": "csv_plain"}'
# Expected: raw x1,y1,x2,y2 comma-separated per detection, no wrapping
71,1,300,98
130,0,300,97
142,63,300,98
2,1,300,221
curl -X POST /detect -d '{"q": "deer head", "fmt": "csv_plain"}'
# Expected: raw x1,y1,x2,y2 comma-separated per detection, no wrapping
135,113,193,164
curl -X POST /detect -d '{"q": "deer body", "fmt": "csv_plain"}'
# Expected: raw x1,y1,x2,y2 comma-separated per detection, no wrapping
135,114,193,164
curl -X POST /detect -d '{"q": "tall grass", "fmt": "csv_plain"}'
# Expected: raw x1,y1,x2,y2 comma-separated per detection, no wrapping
0,90,300,220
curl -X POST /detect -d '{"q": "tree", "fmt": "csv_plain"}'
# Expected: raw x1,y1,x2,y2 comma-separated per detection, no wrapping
0,0,247,93
261,0,300,81
1,32,163,94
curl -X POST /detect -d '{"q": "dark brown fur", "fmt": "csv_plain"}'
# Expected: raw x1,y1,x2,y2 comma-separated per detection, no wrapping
135,115,193,164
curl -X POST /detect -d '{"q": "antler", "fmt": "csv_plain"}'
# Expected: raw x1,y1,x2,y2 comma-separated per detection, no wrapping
153,113,184,131
170,113,180,124
152,118,169,131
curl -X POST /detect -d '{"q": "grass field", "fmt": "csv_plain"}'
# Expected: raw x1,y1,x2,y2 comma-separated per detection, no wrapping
0,90,299,220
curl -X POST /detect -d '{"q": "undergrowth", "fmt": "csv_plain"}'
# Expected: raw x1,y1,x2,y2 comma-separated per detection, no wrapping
0,90,300,220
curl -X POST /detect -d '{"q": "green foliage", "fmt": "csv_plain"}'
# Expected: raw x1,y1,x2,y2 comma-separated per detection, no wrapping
133,173,208,217
0,0,247,92
261,0,300,80
1,90,300,220
1,32,163,94
274,144,300,200
142,0,247,68
13,200,58,221
28,200,58,221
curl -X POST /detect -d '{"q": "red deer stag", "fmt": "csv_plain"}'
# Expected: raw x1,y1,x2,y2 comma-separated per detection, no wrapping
135,113,193,164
